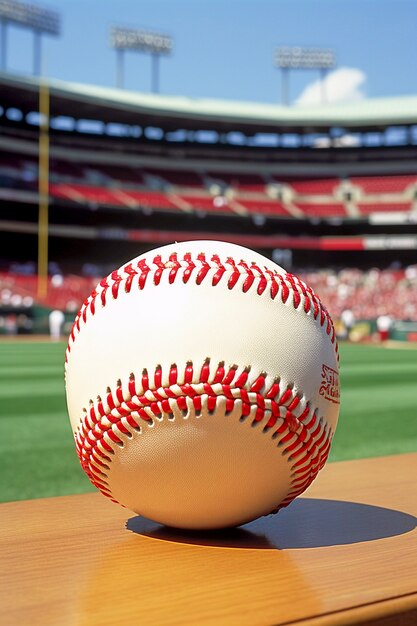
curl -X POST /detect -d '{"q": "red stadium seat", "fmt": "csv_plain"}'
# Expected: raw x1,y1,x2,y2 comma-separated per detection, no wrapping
357,202,412,214
293,202,348,217
280,178,339,195
49,183,123,206
351,175,417,194
49,184,184,211
232,198,292,216
176,194,236,213
120,190,185,210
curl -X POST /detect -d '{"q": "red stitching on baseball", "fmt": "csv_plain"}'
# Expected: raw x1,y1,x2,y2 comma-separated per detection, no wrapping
74,360,333,514
65,251,338,364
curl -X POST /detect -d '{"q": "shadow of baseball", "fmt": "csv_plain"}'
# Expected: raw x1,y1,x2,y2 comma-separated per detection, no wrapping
126,498,417,549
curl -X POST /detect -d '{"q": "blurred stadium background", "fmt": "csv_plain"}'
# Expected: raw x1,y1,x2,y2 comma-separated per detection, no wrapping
0,0,416,502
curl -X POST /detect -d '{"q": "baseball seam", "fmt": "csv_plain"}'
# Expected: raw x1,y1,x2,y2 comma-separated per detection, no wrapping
65,250,338,365
75,360,333,514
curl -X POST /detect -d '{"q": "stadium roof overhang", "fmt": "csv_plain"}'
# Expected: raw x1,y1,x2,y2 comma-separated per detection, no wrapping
1,72,417,135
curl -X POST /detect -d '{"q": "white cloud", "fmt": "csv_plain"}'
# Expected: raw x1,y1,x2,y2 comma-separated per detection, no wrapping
295,67,367,107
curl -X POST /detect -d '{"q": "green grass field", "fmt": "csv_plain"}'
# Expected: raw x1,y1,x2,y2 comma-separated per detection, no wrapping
0,341,416,503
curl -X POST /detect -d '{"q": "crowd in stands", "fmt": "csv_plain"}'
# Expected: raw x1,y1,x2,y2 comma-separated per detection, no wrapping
0,271,97,315
299,266,417,322
1,265,417,327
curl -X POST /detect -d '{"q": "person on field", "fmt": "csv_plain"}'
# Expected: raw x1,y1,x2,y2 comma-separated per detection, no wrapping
49,309,65,341
376,314,392,342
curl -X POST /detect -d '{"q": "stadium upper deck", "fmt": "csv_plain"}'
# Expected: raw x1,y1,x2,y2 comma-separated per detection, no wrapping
0,72,417,272
2,71,417,134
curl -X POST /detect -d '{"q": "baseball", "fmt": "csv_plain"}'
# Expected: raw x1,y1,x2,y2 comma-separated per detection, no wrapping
65,240,340,530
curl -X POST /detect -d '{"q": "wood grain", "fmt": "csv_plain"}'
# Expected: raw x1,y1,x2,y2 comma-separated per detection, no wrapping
1,453,417,626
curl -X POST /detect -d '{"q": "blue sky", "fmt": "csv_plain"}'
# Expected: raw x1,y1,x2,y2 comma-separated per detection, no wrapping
4,0,417,105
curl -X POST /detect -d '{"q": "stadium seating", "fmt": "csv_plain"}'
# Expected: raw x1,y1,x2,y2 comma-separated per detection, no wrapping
116,189,183,210
281,178,339,195
357,202,412,215
2,267,416,323
174,193,236,213
207,172,267,192
0,272,97,312
351,175,417,194
293,202,348,217
50,183,123,206
49,184,183,211
2,149,417,219
230,198,291,216
46,170,416,219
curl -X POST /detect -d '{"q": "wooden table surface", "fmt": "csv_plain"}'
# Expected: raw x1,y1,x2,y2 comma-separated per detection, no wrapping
1,453,417,626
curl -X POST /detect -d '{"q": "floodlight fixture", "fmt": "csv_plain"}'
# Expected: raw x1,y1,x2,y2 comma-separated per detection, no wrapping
110,26,173,93
0,0,60,75
275,47,335,70
110,26,172,56
273,46,336,106
0,0,60,35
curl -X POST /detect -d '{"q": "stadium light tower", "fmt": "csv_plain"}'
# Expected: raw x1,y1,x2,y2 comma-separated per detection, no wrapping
274,46,335,105
0,0,60,75
110,26,173,93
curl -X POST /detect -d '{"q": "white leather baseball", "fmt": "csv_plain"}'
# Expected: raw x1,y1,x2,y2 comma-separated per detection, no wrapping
65,240,340,530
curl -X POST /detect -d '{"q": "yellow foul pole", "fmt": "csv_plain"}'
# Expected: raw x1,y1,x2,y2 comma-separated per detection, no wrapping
37,77,50,299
